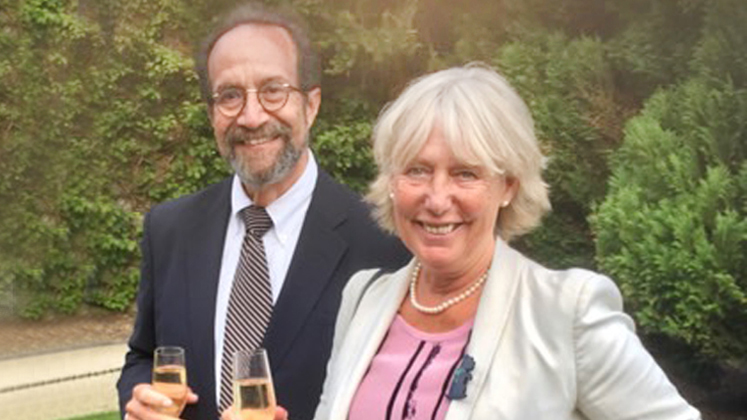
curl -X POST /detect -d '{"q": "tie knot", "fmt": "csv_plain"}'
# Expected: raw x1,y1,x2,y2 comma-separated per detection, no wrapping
240,205,273,238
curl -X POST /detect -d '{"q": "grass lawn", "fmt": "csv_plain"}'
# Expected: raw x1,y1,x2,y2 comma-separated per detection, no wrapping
61,412,119,420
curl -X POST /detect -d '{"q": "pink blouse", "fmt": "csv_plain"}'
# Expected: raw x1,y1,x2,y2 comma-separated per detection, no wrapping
348,315,474,420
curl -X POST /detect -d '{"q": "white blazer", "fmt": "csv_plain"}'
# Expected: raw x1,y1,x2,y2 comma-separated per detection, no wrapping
314,240,701,420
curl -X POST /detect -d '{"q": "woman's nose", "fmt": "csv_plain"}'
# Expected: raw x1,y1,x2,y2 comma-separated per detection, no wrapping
424,176,453,215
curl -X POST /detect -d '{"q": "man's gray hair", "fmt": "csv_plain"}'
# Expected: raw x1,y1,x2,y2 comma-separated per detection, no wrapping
195,2,321,108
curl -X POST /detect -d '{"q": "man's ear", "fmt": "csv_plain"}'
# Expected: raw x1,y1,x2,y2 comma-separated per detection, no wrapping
304,87,321,128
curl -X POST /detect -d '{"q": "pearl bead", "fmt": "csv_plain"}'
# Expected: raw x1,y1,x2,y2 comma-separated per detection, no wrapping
409,262,489,314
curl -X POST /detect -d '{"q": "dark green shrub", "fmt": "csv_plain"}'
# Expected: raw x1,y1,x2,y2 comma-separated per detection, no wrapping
495,33,622,268
592,79,747,360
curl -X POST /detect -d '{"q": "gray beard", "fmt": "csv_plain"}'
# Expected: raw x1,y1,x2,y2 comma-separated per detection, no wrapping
230,138,303,189
225,122,305,190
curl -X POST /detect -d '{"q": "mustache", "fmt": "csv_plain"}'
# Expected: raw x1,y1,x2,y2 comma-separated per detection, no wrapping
226,122,292,146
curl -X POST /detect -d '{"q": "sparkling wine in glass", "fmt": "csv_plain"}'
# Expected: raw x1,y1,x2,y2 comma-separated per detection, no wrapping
233,348,276,420
152,346,188,417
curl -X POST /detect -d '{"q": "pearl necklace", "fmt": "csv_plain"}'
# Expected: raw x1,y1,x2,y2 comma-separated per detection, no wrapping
409,262,489,314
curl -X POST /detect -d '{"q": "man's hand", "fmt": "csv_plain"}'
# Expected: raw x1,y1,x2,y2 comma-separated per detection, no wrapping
124,383,198,420
220,405,288,420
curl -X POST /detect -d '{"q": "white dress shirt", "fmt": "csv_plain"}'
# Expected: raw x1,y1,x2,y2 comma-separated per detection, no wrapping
214,151,318,403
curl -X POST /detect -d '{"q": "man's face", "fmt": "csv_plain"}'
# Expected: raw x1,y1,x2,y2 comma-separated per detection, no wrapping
208,24,320,191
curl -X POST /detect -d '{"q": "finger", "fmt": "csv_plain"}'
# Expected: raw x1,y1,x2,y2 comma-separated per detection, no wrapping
276,406,289,420
129,384,181,420
186,387,199,404
127,397,183,420
220,405,239,420
125,393,149,420
133,383,174,409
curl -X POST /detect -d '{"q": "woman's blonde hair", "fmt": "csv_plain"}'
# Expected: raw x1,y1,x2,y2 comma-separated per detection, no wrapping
367,63,551,241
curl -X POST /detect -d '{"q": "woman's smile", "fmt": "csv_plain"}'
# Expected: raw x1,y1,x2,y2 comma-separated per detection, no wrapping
392,125,515,272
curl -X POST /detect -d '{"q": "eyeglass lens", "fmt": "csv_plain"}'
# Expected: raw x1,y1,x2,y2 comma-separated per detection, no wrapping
214,84,295,116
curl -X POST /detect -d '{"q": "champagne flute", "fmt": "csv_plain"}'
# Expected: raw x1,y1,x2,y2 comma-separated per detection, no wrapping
152,346,188,417
233,348,276,420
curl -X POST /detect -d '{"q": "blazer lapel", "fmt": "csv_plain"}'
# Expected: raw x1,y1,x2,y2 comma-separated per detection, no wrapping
184,179,232,414
445,239,523,420
329,263,413,420
263,172,348,369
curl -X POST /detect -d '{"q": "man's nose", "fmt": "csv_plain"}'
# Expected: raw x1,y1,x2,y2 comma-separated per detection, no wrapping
236,92,270,128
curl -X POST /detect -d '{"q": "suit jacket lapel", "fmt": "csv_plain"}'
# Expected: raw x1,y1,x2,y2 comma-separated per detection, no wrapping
184,178,232,414
263,171,348,368
445,239,522,420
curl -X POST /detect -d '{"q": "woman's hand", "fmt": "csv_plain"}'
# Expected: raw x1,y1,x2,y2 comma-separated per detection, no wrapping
220,405,289,420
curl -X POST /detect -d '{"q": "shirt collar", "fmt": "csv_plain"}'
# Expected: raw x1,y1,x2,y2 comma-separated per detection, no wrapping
230,149,318,244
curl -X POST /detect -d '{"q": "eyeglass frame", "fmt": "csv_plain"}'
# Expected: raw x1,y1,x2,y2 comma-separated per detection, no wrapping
211,82,306,118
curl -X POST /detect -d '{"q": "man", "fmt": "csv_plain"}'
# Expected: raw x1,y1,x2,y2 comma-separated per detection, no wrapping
117,3,409,419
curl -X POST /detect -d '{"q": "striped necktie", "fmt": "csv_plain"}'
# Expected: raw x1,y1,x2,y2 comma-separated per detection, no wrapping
218,205,273,413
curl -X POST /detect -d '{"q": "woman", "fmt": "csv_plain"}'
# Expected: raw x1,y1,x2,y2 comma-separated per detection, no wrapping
227,64,700,419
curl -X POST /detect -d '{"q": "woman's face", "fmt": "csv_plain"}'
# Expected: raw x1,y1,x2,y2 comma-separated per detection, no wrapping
391,126,517,275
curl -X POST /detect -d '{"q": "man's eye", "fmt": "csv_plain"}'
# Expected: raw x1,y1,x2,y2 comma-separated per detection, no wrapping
218,89,243,102
262,84,284,94
261,84,287,102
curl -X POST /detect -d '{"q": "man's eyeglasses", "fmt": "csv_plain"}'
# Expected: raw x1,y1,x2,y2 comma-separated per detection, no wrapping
212,82,304,117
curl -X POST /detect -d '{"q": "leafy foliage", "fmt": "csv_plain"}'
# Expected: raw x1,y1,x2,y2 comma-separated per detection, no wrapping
494,33,622,268
592,80,747,359
313,119,375,193
605,0,705,101
312,0,428,111
0,0,225,317
1,0,745,366
691,0,747,87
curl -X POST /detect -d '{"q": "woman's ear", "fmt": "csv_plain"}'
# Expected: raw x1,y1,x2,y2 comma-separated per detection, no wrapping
502,177,520,207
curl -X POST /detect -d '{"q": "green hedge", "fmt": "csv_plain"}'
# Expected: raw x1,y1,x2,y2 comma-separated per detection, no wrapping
592,79,747,360
2,0,745,368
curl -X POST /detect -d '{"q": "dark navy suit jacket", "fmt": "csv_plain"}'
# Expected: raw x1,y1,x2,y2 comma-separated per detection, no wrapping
117,170,409,420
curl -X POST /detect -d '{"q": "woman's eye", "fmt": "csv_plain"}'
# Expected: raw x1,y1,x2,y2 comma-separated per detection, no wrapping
456,170,478,180
405,166,428,177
